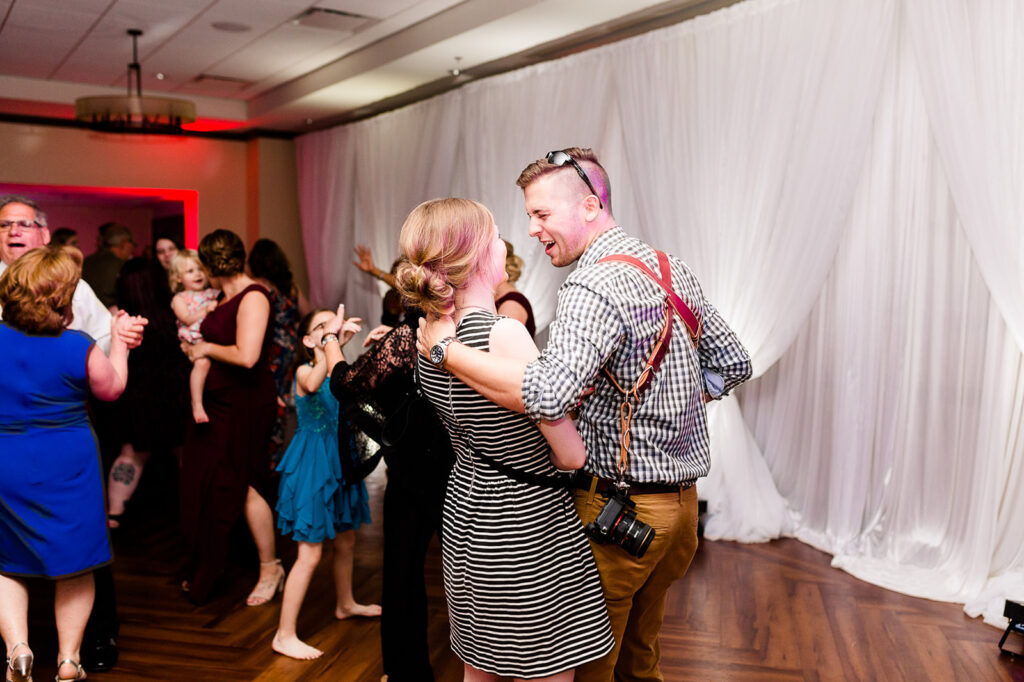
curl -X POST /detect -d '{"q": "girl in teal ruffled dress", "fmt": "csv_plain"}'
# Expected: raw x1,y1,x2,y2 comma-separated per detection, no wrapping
272,308,380,660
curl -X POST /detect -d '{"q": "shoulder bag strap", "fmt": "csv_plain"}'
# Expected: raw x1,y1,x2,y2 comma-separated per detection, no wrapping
472,448,573,490
444,335,570,490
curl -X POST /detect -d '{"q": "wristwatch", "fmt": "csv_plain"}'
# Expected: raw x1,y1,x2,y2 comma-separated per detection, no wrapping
429,336,457,368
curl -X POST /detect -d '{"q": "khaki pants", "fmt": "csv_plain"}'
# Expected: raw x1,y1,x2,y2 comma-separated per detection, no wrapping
573,485,699,682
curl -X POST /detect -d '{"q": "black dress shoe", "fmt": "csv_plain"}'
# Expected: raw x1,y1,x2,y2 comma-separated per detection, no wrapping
80,634,118,673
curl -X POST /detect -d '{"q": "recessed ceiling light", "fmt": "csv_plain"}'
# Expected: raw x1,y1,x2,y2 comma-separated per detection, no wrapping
155,72,166,80
292,8,372,32
211,21,251,33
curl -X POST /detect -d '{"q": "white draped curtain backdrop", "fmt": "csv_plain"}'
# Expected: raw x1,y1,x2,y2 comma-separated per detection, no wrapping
295,0,1024,627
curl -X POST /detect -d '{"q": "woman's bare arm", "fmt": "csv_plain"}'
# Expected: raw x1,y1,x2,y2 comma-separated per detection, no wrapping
182,290,270,368
496,297,529,327
87,312,139,400
488,317,586,470
322,303,363,375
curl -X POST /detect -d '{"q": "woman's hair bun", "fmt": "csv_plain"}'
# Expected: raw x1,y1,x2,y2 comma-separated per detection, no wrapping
394,259,453,316
394,197,495,316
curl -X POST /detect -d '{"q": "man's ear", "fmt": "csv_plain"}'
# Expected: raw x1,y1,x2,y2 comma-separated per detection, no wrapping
41,228,51,245
582,194,602,221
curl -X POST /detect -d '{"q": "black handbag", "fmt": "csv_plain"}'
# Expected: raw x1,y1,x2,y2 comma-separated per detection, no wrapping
338,401,386,484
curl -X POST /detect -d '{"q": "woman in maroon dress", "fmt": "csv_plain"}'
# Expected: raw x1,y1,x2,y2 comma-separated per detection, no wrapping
493,239,536,338
178,230,282,605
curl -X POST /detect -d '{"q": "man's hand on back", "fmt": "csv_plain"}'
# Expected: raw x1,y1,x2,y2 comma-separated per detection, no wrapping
416,314,456,360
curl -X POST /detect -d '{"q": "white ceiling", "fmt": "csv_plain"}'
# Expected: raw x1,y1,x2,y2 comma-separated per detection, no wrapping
0,0,732,135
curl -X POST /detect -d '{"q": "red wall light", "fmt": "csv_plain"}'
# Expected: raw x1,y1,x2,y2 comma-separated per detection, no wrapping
0,182,198,248
181,118,249,133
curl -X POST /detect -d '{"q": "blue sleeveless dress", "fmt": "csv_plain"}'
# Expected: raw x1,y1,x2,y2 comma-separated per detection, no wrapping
0,322,111,578
276,379,371,542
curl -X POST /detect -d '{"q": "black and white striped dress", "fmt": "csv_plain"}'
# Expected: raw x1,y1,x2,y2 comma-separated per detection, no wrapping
419,311,614,678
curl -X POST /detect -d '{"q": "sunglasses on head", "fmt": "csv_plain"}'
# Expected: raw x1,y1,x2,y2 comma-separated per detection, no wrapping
546,150,604,209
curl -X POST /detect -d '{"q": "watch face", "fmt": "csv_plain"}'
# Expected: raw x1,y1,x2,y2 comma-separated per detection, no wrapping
430,343,445,366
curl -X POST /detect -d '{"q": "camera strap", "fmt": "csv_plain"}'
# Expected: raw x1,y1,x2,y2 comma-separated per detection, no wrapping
596,250,702,482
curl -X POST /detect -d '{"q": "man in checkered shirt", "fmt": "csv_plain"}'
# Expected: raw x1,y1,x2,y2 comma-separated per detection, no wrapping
420,147,751,681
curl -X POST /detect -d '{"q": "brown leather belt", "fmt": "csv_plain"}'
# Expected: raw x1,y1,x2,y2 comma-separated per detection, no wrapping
573,473,694,496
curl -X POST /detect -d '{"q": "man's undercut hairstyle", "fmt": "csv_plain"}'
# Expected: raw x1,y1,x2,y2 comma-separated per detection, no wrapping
515,147,612,211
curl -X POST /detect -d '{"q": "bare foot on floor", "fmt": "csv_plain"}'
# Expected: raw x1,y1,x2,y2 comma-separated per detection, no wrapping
272,633,323,660
335,602,381,620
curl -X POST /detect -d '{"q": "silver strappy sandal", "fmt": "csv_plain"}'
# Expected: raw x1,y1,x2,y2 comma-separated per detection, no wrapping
54,657,84,682
5,642,32,682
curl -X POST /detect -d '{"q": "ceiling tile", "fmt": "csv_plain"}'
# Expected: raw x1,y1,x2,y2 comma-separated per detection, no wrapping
239,0,466,93
209,23,352,85
133,0,314,96
48,0,212,85
0,0,109,79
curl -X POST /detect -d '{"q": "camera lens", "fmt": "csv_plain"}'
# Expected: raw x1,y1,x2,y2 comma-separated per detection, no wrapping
584,491,656,557
612,510,656,558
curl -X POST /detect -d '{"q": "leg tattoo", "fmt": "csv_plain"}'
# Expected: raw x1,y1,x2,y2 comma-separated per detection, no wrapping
112,462,136,485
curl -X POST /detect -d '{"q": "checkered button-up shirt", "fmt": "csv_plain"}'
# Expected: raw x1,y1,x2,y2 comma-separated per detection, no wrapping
522,227,752,485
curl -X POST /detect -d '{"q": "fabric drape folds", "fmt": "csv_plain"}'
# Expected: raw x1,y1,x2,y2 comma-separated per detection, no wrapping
610,0,895,542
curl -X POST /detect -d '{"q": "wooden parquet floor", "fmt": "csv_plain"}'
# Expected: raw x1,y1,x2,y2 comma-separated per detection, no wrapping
22,455,1024,681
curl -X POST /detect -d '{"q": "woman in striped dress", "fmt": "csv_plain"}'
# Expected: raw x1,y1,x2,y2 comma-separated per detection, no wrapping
394,198,613,681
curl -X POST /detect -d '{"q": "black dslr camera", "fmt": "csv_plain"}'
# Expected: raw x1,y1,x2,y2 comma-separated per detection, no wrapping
584,487,656,558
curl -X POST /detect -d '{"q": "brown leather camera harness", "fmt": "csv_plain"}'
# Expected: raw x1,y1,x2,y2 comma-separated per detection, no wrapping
594,250,702,495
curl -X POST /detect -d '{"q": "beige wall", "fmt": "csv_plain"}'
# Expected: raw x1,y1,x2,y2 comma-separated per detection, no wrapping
251,137,309,297
0,122,307,293
0,122,247,238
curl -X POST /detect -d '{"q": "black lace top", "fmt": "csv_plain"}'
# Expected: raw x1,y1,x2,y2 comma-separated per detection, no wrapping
329,320,453,485
329,323,417,416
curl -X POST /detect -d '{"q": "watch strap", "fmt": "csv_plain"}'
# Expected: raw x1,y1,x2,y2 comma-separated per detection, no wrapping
432,336,457,367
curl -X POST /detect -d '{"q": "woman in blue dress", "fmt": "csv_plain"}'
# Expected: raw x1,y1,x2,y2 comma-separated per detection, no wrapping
271,308,378,660
0,246,144,682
